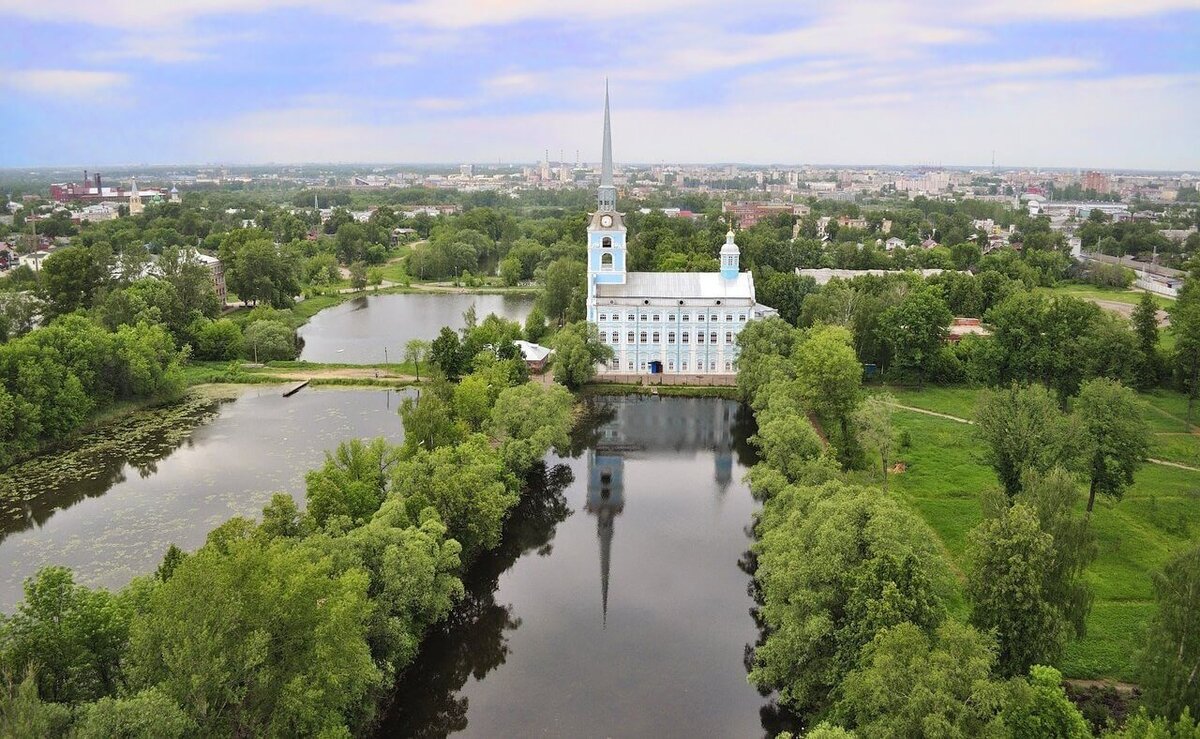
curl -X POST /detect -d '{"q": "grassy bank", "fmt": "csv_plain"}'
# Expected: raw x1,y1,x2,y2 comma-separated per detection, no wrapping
182,360,422,388
581,382,741,400
871,383,1200,681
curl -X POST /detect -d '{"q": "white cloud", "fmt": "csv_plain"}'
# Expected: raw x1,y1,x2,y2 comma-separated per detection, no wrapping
198,72,1200,170
969,0,1200,21
2,68,130,98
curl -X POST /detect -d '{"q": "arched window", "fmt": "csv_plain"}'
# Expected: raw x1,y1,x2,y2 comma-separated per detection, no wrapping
627,331,635,343
599,331,607,343
639,331,647,343
652,331,660,343
600,252,614,272
602,236,612,248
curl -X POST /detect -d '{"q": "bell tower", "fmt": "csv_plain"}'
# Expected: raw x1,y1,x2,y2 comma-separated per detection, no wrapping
588,81,627,316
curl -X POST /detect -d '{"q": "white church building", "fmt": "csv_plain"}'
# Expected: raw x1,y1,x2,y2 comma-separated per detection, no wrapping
586,87,775,376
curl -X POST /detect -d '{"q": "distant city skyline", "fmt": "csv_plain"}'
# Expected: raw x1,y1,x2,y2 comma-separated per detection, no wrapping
2,1,1199,170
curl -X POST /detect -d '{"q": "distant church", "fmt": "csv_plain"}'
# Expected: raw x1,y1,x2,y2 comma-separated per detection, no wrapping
586,86,775,376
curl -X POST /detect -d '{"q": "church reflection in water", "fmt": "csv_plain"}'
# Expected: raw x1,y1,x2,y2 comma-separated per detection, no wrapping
584,395,740,626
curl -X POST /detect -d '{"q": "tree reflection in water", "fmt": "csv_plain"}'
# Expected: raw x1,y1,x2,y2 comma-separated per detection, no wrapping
376,462,575,737
0,396,225,547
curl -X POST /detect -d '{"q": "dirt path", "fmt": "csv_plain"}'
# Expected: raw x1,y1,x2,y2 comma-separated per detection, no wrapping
1064,678,1139,695
887,402,974,424
1147,457,1200,472
887,402,1200,473
264,367,416,382
1086,298,1169,326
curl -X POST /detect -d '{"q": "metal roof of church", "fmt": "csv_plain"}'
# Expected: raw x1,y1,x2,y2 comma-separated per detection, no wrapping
595,271,755,300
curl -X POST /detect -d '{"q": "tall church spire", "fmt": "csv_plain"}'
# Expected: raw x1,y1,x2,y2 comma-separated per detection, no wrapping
597,80,617,212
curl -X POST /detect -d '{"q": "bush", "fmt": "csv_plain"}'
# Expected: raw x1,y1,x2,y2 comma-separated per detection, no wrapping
194,319,244,361
1085,263,1135,289
242,320,298,362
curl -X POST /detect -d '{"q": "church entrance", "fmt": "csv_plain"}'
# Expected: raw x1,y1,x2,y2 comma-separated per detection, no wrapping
648,360,663,374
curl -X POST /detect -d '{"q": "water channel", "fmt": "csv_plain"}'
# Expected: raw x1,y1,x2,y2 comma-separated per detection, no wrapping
298,292,534,363
378,395,795,737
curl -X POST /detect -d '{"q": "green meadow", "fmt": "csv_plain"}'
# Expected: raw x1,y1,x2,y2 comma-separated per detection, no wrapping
870,384,1200,681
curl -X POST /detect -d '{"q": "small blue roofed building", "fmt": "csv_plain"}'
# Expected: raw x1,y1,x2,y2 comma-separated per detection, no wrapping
586,84,775,377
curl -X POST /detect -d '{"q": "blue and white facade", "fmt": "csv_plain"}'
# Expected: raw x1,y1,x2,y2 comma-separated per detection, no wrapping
585,87,773,376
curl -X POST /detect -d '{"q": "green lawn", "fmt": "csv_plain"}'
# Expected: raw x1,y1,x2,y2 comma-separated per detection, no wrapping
1039,283,1174,309
878,386,1200,682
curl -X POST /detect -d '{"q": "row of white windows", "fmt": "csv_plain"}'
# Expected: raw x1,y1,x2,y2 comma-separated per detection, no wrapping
600,331,735,345
598,312,748,323
608,359,735,372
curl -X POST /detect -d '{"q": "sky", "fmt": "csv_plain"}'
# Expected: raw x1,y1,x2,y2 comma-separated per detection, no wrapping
1,0,1198,170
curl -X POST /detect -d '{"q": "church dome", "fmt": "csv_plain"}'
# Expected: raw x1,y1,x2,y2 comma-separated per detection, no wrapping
720,229,740,255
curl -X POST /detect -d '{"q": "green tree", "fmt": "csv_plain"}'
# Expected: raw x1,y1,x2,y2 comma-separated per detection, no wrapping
74,687,194,739
758,271,818,326
452,373,493,431
340,506,463,677
242,319,297,362
1105,708,1200,738
1132,292,1161,389
305,438,398,528
194,318,244,361
968,504,1067,677
1074,378,1149,513
403,338,430,381
750,412,825,483
0,670,70,738
854,394,897,492
126,534,379,737
524,305,548,344
735,316,801,405
975,384,1077,499
429,326,465,379
1017,468,1097,639
836,621,1006,738
499,256,522,286
549,322,612,391
538,258,585,326
1171,296,1200,422
1002,665,1092,739
390,434,517,563
1136,543,1200,722
878,286,952,386
220,234,300,308
39,245,110,317
158,246,220,318
0,567,130,704
793,325,862,464
349,260,368,290
399,387,466,454
488,381,574,475
750,481,949,715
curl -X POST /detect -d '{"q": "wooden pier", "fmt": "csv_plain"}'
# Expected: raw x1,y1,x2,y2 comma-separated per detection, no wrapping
282,380,310,397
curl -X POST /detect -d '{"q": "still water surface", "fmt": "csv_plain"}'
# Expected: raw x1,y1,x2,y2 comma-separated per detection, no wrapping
298,293,533,363
0,386,408,610
0,387,792,736
379,395,796,738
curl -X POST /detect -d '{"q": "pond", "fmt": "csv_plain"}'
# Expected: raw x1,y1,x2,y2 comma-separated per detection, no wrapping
378,395,797,738
298,292,534,364
0,386,409,611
